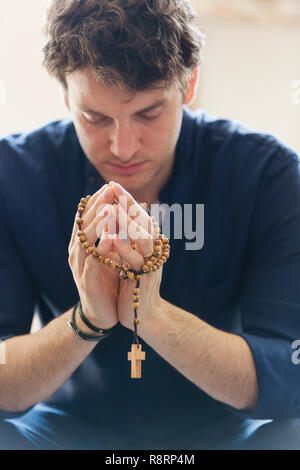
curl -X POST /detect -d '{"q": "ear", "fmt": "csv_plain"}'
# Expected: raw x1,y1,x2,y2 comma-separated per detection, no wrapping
184,68,199,106
63,89,70,110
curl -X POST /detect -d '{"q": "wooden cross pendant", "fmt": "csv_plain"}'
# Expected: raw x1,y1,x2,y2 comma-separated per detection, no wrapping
128,344,146,378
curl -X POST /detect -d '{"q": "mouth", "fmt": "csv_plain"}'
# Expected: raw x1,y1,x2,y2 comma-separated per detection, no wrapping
107,161,147,175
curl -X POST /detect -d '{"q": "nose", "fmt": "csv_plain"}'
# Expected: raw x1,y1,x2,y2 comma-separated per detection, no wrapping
109,120,140,162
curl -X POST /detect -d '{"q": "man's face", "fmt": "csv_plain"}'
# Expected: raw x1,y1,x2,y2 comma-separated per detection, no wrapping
65,68,185,197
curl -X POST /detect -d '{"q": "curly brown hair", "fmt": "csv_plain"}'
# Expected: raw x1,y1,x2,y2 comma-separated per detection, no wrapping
42,0,205,92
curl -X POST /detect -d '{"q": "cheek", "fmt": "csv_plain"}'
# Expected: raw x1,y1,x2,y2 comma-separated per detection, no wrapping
148,116,181,151
74,119,107,154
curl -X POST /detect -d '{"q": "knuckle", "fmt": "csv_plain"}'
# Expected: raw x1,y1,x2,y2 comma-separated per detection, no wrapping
84,254,93,268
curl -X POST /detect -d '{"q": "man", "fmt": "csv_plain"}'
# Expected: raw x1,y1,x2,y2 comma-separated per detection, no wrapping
0,0,300,450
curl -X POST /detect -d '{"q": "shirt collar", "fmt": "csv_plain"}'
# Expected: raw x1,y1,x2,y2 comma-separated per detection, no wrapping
158,105,202,205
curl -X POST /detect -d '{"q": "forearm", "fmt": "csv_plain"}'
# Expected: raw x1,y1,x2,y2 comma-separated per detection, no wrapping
139,299,258,411
0,308,98,412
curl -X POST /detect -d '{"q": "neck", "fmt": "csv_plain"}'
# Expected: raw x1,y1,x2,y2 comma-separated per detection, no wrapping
132,151,175,208
130,189,159,209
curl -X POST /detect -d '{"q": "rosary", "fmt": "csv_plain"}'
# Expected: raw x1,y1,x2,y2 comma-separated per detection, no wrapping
75,192,170,379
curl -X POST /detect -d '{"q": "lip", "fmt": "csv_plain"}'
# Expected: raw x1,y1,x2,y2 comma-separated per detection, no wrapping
107,161,147,175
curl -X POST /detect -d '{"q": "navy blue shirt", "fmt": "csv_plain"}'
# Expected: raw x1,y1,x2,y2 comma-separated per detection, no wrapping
0,107,300,448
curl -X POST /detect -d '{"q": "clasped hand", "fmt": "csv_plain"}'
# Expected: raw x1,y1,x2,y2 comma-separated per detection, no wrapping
68,182,163,332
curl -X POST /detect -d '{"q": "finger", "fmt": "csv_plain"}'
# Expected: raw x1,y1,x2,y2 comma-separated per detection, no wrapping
68,214,80,254
71,208,114,277
85,204,116,245
97,225,121,265
83,185,115,229
69,184,108,251
115,204,153,257
110,182,153,235
82,227,119,282
112,234,145,272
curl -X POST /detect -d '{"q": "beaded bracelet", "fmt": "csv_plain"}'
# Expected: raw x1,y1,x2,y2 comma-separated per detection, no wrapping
76,194,170,378
68,304,112,342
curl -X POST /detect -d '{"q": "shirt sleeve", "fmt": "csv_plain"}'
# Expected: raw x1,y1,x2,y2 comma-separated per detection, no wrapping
0,182,38,419
225,150,300,420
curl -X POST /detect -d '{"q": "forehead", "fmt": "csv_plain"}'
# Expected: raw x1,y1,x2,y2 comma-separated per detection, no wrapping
66,67,178,115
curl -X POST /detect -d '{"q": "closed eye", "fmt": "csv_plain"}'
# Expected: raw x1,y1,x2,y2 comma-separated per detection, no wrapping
83,113,110,125
139,110,161,121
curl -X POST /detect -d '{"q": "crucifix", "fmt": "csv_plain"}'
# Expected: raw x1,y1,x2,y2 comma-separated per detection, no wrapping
128,344,146,378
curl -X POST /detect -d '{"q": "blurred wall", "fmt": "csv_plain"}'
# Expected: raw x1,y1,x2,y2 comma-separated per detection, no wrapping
0,0,299,154
191,7,300,155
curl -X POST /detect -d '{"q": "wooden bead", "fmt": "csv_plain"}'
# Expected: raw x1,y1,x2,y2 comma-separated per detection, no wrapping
81,198,88,205
128,271,135,280
142,265,149,273
163,252,170,258
76,218,83,225
154,227,161,234
133,302,139,309
80,236,87,242
133,318,140,325
135,274,141,281
104,258,110,264
162,238,169,244
123,266,129,272
78,208,84,214
133,288,140,294
154,240,162,246
154,246,161,252
151,256,157,262
146,261,153,267
161,256,167,262
152,265,158,271
78,203,85,209
87,247,94,254
98,255,105,262
110,261,116,268
92,251,99,258
77,231,84,237
82,242,89,248
133,295,139,302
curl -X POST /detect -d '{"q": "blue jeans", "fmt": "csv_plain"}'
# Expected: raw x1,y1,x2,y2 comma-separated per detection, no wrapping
1,403,300,450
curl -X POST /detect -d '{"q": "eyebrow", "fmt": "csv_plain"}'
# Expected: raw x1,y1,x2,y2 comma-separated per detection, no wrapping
80,99,166,117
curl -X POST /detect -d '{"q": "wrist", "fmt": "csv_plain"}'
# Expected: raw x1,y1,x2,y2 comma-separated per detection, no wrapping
79,301,117,332
76,309,103,336
138,296,165,337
